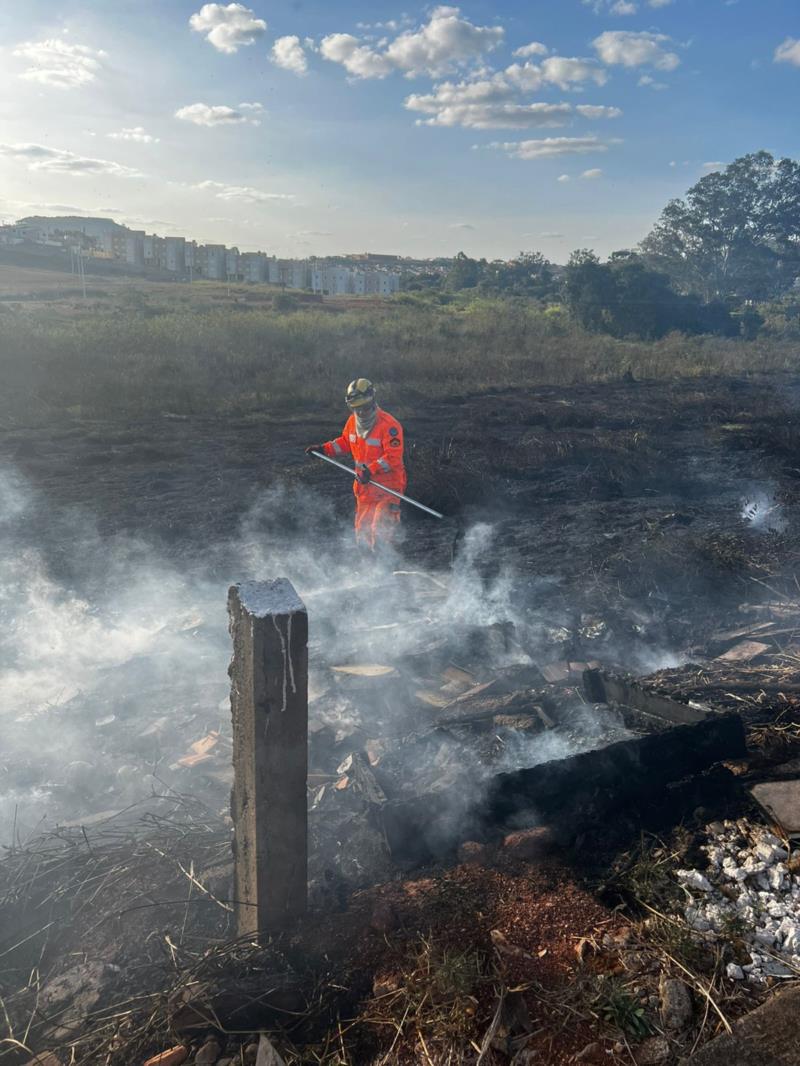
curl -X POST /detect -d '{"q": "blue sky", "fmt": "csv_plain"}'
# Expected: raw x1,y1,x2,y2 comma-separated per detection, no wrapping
0,0,798,260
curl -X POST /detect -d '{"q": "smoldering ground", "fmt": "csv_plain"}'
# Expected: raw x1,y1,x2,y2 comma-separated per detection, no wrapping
0,460,667,847
2,375,797,848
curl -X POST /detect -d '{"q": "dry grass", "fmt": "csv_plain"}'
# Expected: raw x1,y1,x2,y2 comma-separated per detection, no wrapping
1,292,799,425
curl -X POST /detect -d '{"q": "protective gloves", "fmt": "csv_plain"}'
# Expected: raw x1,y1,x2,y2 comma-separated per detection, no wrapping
356,465,372,484
304,444,325,456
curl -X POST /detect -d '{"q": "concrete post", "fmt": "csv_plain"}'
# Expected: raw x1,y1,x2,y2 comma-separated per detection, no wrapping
228,579,308,936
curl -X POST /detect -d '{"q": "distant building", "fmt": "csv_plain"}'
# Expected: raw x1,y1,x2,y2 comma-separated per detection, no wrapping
165,236,186,273
125,230,146,268
241,252,268,282
4,213,404,294
205,245,226,280
311,264,400,296
290,260,309,290
346,252,401,266
225,247,240,280
0,224,25,246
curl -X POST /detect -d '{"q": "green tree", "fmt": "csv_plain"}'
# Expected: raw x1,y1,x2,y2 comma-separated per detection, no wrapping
640,151,800,302
445,251,484,291
480,251,556,299
564,249,738,339
563,249,616,331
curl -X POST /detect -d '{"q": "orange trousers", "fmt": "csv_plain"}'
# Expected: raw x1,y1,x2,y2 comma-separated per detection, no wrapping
354,494,401,550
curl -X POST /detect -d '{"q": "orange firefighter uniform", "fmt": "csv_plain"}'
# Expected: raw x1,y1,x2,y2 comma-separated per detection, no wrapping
322,410,407,549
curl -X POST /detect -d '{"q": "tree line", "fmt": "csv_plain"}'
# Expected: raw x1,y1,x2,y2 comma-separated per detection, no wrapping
404,151,800,340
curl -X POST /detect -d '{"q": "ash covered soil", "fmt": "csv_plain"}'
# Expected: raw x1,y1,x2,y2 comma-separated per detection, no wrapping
4,373,800,1065
6,373,800,574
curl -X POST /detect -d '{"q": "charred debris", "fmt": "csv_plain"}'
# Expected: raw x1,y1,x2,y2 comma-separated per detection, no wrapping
4,559,800,1064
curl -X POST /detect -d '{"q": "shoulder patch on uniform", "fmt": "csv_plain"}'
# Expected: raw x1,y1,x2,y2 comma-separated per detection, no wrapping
390,438,401,447
389,426,399,436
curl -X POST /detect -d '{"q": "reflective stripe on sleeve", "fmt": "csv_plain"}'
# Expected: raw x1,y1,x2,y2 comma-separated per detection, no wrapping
377,458,391,473
332,441,343,455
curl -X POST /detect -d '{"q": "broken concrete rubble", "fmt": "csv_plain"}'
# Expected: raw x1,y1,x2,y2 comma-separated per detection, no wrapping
675,818,800,982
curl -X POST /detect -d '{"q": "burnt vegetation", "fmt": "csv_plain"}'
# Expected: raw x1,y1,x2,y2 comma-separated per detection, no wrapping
4,152,800,1066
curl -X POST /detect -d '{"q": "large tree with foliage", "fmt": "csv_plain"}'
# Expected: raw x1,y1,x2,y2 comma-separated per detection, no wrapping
480,251,557,299
640,151,800,302
564,249,738,339
445,251,484,291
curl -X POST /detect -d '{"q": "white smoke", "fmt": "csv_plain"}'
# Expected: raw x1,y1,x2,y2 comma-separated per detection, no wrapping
741,486,786,532
0,462,690,846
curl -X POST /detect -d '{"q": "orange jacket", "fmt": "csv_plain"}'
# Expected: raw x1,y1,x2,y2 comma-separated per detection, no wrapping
323,409,407,495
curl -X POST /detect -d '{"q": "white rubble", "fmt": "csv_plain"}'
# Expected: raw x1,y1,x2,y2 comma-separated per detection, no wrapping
675,820,800,985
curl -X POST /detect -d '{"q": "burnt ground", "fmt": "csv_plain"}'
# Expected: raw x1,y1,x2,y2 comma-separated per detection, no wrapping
6,372,800,577
3,373,800,1065
5,372,800,657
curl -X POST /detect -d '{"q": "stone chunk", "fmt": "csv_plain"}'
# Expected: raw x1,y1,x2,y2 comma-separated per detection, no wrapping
256,1034,287,1066
681,984,800,1064
659,975,693,1031
458,840,491,865
677,869,713,892
195,1039,221,1065
637,1036,671,1065
750,779,800,837
501,826,556,861
143,1048,189,1066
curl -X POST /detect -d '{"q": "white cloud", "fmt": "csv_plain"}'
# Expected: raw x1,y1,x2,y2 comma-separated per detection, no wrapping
611,1,638,14
503,62,544,92
488,136,619,160
174,102,264,126
318,34,395,78
406,83,572,128
540,55,608,89
12,38,106,89
405,75,622,128
0,142,141,177
581,168,604,179
593,30,680,70
193,180,293,203
575,104,622,118
107,127,159,144
450,222,475,229
504,56,607,93
271,35,308,74
638,74,668,89
320,6,503,79
702,161,725,170
539,231,565,237
188,3,267,53
775,38,800,67
648,0,674,7
557,174,571,182
513,41,549,58
386,5,504,77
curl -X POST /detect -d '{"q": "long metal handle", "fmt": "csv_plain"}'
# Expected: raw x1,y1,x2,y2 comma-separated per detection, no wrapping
311,450,443,519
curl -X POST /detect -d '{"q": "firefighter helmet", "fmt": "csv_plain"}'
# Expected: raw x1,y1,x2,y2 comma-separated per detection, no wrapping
346,378,376,409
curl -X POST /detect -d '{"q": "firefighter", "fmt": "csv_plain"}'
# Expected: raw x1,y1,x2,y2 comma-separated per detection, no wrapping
305,379,407,549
